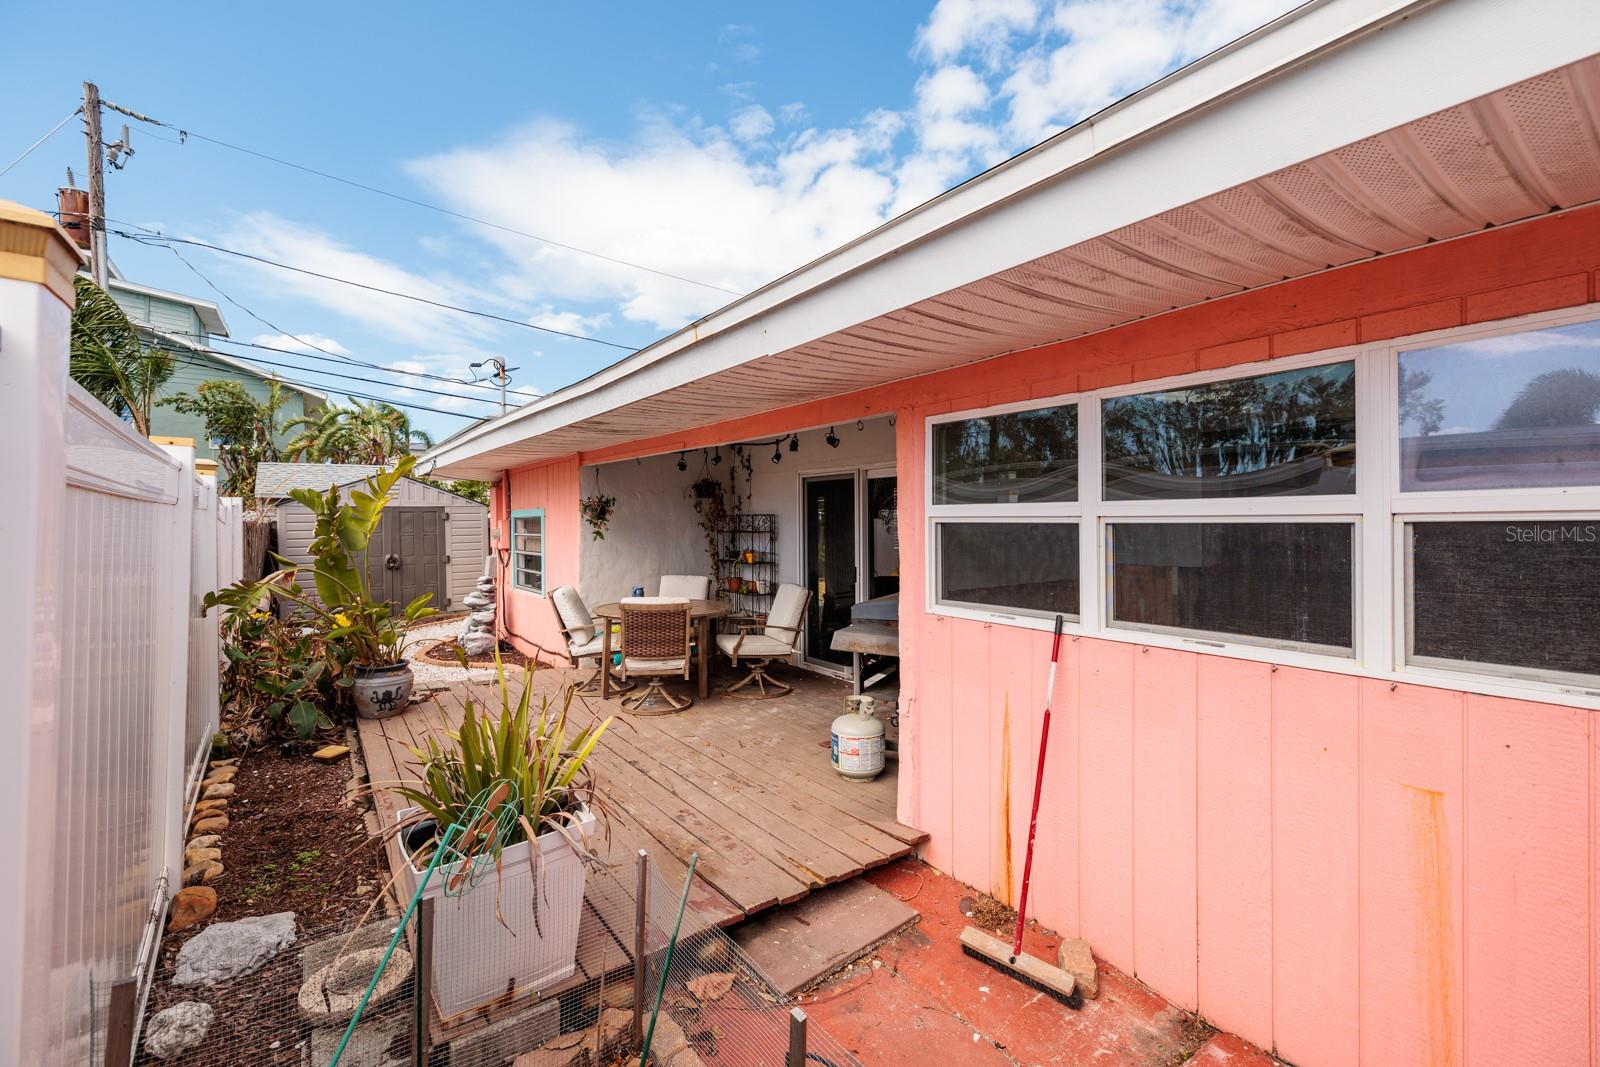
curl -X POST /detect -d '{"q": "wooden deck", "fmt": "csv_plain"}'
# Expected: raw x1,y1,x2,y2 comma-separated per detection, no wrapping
357,663,924,928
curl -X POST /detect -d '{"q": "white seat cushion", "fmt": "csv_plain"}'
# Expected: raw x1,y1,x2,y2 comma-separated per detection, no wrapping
659,575,710,599
765,584,809,641
716,633,795,658
621,595,689,606
624,656,688,673
570,634,606,658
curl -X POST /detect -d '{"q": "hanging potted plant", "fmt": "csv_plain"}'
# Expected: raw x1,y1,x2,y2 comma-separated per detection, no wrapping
579,491,616,540
389,659,611,1017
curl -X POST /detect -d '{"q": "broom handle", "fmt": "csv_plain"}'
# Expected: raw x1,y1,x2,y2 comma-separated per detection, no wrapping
1013,614,1064,958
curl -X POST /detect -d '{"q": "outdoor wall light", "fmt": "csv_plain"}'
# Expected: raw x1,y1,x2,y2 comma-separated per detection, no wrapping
712,446,722,465
826,426,840,448
676,451,687,471
771,441,782,464
788,435,799,453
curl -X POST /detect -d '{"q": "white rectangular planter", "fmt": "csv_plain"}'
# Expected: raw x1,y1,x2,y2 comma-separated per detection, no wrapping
396,805,594,1019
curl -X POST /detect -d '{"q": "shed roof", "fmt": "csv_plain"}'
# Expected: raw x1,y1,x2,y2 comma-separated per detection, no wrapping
256,462,384,498
424,0,1600,480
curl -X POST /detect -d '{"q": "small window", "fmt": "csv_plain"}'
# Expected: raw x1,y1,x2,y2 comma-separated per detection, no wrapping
511,510,544,594
936,521,1079,618
1399,320,1600,492
932,404,1078,504
1407,519,1600,683
1108,521,1354,653
1103,361,1356,499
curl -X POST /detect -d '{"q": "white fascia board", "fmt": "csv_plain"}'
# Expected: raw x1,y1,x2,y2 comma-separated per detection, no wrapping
427,0,1600,473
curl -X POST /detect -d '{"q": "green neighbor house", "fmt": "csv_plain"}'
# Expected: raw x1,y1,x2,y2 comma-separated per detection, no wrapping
105,276,326,460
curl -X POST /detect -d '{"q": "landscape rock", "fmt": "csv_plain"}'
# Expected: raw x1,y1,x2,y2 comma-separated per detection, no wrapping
308,1017,405,1067
194,798,228,813
183,860,223,886
202,782,236,799
462,591,491,609
313,744,350,762
450,997,560,1067
183,846,222,865
462,632,497,656
142,1001,214,1059
510,1008,628,1067
203,765,238,784
209,757,239,768
187,833,221,849
298,945,412,1023
469,610,496,626
1057,938,1097,999
167,886,218,932
192,816,228,834
173,911,296,986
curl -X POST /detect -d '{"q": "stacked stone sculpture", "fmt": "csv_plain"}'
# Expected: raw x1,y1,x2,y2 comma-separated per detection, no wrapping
460,556,498,656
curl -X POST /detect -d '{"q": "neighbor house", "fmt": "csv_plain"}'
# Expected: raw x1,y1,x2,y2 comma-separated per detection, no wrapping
422,1,1600,1062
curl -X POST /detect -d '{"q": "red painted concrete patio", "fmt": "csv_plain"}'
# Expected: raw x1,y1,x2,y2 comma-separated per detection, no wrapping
800,860,1282,1067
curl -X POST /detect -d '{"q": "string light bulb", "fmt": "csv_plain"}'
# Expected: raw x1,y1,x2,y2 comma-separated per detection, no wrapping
788,435,799,453
771,441,782,464
825,426,840,448
712,446,722,466
676,451,687,472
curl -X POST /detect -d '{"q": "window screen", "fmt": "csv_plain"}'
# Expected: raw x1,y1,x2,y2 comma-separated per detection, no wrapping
1110,522,1354,651
1408,520,1600,680
932,404,1077,504
512,512,544,594
1103,361,1356,499
1399,319,1600,491
937,521,1079,617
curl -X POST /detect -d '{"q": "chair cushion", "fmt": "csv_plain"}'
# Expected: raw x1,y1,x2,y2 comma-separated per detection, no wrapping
624,656,688,672
570,635,606,658
658,575,710,599
766,584,809,641
621,595,690,606
716,633,795,658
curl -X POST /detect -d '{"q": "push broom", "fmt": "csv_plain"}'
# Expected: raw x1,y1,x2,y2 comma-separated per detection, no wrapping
960,613,1082,1008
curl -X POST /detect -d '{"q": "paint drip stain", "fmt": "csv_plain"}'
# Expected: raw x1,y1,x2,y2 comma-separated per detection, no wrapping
999,695,1014,906
1409,785,1459,1067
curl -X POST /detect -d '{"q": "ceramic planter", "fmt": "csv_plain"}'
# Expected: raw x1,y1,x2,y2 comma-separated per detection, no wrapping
396,805,594,1019
352,662,414,719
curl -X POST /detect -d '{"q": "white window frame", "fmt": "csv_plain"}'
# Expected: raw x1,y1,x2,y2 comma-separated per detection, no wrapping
924,301,1600,708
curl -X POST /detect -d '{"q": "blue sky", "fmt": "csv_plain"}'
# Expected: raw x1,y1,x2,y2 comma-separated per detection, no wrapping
1,0,1297,442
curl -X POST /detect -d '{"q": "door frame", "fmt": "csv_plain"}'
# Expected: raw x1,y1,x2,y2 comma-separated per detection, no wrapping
797,465,898,677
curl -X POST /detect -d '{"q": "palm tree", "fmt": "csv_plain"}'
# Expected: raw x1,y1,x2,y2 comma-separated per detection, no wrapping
284,405,357,462
285,400,431,464
69,276,175,435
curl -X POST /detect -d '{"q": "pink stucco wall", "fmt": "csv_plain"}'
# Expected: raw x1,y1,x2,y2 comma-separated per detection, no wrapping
498,206,1600,1064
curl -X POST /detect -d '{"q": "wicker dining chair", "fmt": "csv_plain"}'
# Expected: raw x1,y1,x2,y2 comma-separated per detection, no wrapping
617,596,695,714
716,583,812,698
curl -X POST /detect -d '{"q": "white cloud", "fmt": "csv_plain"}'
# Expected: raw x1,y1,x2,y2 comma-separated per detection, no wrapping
251,332,352,356
730,104,775,143
917,0,1039,66
528,308,612,335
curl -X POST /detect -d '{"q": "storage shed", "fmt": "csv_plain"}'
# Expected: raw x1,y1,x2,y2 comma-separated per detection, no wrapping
256,462,487,612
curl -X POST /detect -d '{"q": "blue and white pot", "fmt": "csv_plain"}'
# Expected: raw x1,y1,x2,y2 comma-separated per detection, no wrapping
351,662,414,719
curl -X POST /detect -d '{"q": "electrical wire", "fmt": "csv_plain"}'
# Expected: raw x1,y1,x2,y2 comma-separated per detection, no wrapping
0,108,83,178
160,350,489,421
111,222,638,351
102,103,742,296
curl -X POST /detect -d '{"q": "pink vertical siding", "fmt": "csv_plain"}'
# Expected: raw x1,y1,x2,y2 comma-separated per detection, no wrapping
1078,640,1137,968
495,457,581,664
1196,657,1274,1043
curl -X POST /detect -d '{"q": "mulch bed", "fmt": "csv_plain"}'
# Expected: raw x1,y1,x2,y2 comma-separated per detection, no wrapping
139,744,393,1066
417,636,535,669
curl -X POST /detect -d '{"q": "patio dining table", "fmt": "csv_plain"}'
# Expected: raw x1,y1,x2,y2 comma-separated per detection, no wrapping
592,599,734,700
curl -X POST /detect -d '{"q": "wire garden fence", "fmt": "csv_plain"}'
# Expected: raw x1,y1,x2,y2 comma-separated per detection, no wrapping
135,850,864,1067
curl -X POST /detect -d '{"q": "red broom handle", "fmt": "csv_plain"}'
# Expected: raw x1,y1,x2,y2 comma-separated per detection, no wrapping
1013,614,1064,957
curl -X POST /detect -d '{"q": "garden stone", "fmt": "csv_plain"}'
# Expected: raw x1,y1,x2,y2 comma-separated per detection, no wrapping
192,815,228,834
202,782,235,799
462,632,497,655
308,1017,405,1067
450,998,560,1067
187,833,220,849
183,860,223,886
167,886,217,932
142,1001,214,1059
462,592,491,609
184,846,221,865
173,911,296,986
204,765,237,784
313,744,350,762
469,610,496,626
194,798,228,813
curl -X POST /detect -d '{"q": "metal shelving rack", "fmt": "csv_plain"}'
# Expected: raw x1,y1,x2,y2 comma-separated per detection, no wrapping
716,512,777,623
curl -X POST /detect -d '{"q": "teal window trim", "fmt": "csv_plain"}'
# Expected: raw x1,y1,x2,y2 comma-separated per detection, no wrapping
510,508,546,596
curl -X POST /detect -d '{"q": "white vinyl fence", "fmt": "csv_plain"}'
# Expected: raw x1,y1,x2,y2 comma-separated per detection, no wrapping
0,251,241,1067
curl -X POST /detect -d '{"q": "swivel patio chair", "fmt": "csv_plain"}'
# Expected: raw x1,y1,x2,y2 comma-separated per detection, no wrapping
717,583,811,698
658,574,711,599
617,596,695,714
550,585,629,694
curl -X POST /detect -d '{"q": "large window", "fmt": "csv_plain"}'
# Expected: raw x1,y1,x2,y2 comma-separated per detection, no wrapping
926,306,1600,700
1103,361,1356,500
511,510,544,594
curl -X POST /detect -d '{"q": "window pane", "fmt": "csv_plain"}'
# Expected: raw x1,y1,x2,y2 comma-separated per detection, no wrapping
1399,320,1600,491
932,405,1077,504
1110,522,1353,650
1409,520,1600,680
937,522,1079,616
1103,362,1356,499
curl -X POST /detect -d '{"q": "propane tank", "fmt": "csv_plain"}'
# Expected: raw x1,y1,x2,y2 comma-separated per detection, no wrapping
831,695,886,782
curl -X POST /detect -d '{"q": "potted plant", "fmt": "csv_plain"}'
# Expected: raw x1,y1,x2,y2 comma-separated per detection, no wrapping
390,658,611,1017
206,457,438,719
579,492,616,540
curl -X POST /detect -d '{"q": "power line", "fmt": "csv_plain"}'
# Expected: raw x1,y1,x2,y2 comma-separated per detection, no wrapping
111,222,639,351
102,102,742,296
0,108,82,179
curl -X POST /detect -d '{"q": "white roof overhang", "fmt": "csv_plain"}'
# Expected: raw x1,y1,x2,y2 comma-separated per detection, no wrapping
108,278,230,337
426,0,1600,479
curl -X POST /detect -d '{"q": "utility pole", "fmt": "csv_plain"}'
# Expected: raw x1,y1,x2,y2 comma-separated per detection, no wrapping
82,80,108,288
471,357,512,414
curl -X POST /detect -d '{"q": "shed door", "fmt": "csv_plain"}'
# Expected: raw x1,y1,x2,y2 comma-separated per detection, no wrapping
365,507,447,614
